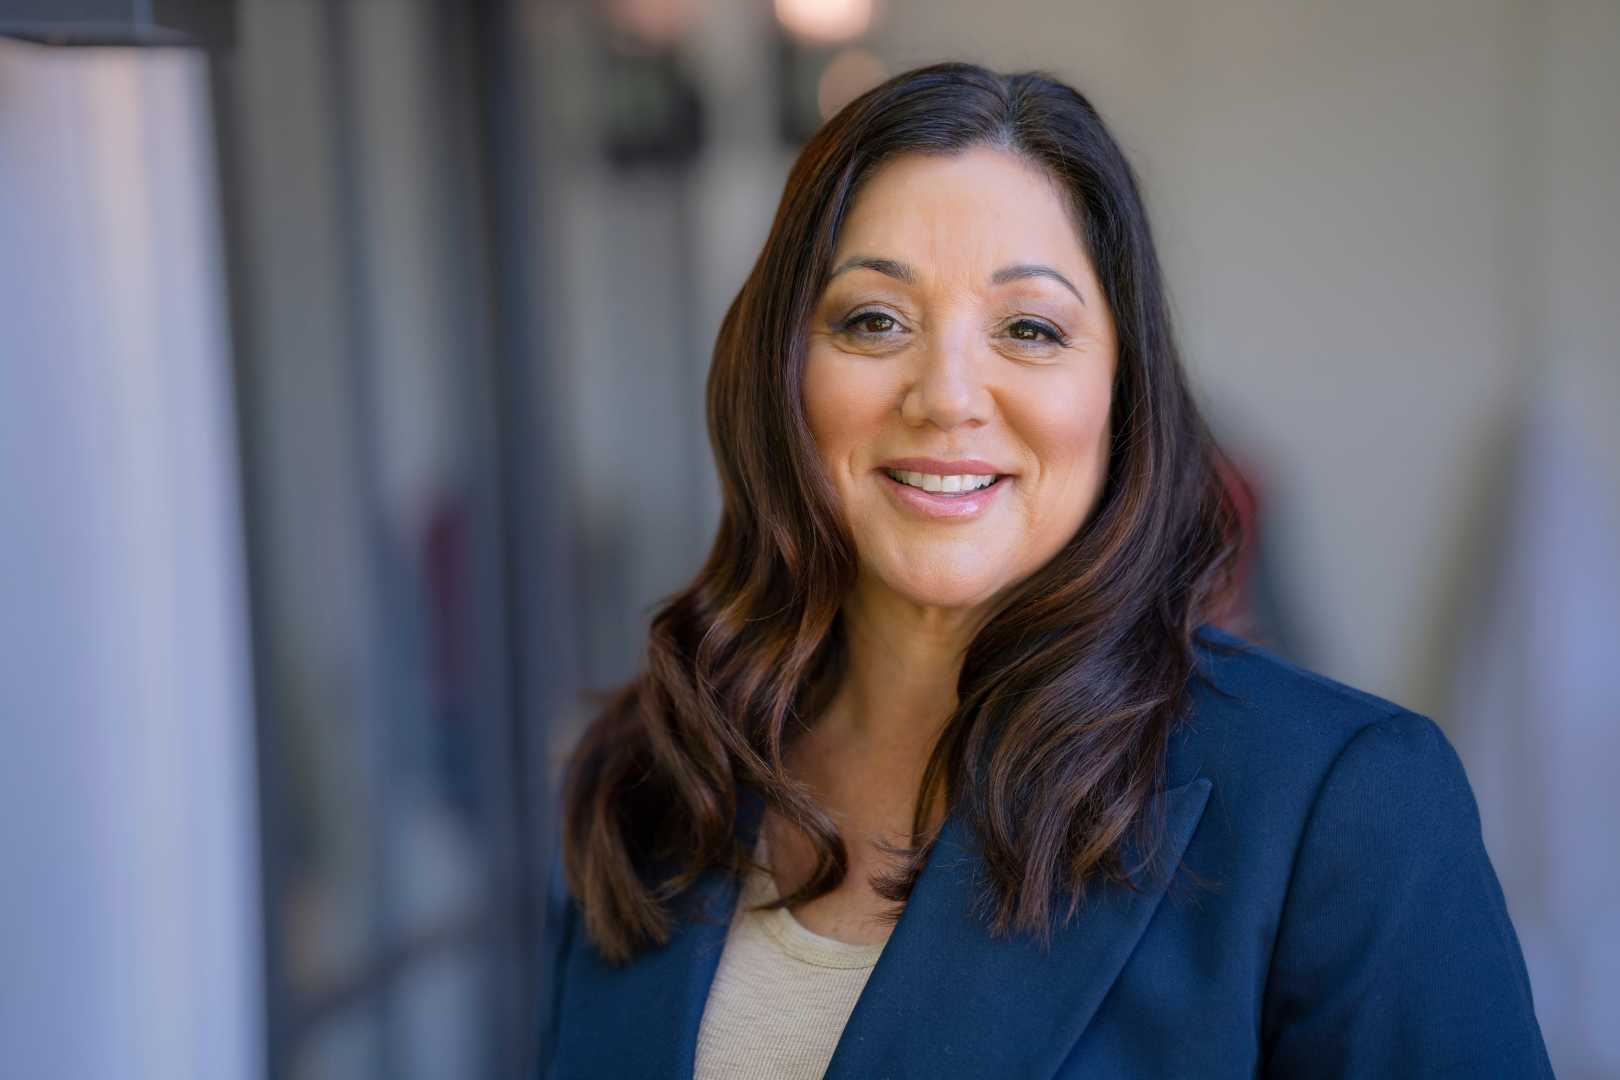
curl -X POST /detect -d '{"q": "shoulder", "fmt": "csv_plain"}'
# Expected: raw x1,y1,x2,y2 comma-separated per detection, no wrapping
1172,623,1474,857
1185,622,1414,744
1182,625,1556,1071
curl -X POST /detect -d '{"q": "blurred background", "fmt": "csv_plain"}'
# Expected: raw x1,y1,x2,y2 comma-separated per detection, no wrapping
1,0,1616,1077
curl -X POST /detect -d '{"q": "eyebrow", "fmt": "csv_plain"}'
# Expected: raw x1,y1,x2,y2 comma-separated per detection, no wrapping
829,255,917,286
828,255,1084,304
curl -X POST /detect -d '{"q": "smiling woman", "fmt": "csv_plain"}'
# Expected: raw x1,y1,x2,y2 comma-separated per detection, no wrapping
538,62,1551,1079
804,147,1116,611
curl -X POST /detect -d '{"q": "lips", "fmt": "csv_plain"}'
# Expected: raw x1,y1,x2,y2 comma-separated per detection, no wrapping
877,467,1011,521
879,457,1007,476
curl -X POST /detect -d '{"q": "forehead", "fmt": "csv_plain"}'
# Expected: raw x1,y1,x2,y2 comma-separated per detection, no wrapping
831,146,1090,281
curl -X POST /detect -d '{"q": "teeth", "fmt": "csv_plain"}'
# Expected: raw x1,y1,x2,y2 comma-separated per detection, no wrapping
887,470,998,494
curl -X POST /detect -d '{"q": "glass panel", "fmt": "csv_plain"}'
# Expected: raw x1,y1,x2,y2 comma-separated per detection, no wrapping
291,1003,381,1080
389,946,496,1080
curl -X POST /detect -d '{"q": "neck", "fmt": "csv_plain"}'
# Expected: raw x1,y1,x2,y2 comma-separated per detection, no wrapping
777,581,994,850
817,578,993,767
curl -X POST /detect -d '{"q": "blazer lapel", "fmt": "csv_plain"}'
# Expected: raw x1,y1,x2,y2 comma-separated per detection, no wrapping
551,777,1210,1079
824,775,1213,1079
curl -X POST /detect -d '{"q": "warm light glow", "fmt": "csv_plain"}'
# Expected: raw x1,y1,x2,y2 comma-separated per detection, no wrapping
818,48,887,119
775,0,872,44
603,0,707,47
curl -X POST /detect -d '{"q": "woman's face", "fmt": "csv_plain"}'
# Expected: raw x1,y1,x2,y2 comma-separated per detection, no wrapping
803,145,1118,616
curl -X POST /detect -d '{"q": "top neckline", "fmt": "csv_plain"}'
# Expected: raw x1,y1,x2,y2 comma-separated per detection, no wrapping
746,829,888,969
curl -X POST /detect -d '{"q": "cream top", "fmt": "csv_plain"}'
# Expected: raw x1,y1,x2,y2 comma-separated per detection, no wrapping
693,830,890,1079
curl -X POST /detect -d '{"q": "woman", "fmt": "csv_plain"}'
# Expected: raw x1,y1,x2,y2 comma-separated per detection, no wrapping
537,62,1551,1078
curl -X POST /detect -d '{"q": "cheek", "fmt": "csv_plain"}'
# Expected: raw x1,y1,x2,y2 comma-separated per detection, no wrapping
802,350,894,474
1019,371,1113,484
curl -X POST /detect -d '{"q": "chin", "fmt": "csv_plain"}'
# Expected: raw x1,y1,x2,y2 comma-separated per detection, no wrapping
876,567,1006,613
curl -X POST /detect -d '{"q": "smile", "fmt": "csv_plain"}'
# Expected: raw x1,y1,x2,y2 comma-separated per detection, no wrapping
883,468,998,494
878,468,1010,521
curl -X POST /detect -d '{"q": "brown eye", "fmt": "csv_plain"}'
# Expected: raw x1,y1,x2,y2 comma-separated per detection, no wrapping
843,311,898,335
1008,318,1064,344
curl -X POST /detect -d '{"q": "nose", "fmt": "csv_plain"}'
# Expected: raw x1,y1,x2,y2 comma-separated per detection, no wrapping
899,325,992,431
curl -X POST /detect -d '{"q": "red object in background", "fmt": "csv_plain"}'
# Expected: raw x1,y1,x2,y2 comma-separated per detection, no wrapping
423,495,473,696
1210,447,1264,640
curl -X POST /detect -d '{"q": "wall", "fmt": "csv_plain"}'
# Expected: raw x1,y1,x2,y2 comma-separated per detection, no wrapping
876,0,1620,713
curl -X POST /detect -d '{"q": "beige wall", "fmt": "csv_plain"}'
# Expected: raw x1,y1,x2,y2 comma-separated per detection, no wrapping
875,0,1620,716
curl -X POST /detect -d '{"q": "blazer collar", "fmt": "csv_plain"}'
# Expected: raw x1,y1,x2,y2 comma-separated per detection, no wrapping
823,775,1212,1077
555,774,1211,1078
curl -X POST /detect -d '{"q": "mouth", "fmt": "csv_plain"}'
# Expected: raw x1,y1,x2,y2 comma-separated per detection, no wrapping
881,467,1005,496
876,467,1012,521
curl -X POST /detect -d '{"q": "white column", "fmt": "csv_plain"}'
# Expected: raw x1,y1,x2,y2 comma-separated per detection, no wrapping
0,38,264,1080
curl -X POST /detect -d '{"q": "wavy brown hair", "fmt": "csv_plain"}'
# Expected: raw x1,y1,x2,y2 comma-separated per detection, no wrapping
559,61,1246,965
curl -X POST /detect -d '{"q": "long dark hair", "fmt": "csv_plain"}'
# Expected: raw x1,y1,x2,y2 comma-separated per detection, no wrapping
560,61,1244,965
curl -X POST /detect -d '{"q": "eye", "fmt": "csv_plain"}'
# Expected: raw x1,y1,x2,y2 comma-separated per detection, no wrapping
841,310,900,336
1005,318,1068,346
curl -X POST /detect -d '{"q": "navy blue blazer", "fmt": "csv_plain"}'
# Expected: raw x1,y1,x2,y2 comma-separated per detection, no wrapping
535,624,1552,1077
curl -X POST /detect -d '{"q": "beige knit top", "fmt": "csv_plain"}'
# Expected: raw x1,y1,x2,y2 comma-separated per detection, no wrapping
693,830,890,1079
